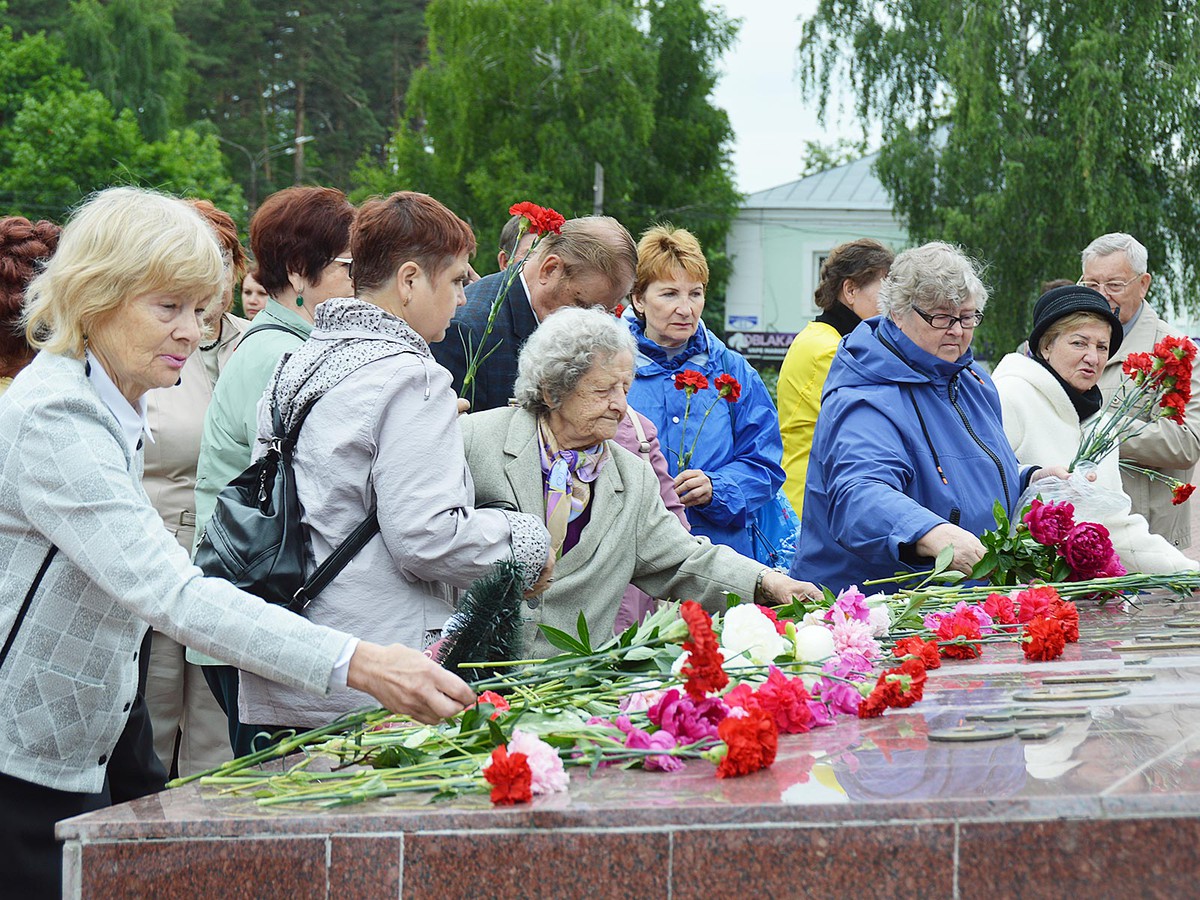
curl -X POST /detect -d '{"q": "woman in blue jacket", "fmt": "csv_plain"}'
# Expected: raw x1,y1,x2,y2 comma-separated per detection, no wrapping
626,226,784,559
790,242,1068,592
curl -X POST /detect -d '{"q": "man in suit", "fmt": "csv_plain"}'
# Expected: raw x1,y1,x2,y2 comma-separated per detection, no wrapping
1085,232,1200,549
433,215,636,412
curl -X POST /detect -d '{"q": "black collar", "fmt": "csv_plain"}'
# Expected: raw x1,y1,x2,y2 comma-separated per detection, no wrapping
814,302,861,338
1033,355,1102,422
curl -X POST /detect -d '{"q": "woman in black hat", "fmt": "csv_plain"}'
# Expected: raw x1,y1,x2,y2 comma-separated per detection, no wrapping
992,285,1197,573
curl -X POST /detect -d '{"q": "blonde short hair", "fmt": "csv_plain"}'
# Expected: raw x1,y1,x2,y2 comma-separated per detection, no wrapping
633,224,709,301
1037,310,1111,358
24,187,224,358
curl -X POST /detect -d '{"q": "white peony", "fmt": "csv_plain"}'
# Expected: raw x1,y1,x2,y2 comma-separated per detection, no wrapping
792,623,836,663
719,604,789,666
865,603,892,638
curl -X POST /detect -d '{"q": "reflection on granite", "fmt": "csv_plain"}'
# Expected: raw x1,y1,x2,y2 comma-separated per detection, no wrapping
60,593,1200,897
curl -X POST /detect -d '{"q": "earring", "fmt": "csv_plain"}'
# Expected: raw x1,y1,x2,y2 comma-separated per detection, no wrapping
295,294,305,308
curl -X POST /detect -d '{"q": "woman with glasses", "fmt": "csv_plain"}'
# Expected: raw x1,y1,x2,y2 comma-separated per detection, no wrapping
790,242,1068,591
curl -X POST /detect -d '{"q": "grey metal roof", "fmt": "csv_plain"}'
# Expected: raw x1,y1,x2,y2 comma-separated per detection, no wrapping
743,152,892,211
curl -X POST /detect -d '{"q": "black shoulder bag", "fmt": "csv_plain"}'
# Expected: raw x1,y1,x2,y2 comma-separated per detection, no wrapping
194,388,380,614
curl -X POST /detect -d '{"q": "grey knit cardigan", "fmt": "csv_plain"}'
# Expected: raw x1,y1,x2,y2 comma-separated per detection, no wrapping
0,352,349,792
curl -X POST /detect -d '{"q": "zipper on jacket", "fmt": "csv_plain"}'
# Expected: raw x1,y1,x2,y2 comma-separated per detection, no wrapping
947,372,1011,511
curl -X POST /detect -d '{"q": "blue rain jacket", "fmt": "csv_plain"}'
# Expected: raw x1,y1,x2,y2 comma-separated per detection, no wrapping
790,316,1031,591
627,318,785,558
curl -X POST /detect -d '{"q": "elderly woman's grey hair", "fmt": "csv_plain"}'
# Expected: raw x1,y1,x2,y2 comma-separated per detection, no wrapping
878,241,988,319
514,306,637,415
1081,232,1148,275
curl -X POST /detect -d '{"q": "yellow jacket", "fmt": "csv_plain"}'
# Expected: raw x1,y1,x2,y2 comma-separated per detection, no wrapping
778,320,840,513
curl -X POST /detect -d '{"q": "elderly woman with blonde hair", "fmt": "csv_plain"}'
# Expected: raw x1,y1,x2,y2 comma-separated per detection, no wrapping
0,187,473,896
790,242,1072,591
461,306,820,659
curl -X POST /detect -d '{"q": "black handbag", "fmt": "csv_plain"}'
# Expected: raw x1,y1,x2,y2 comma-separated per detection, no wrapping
194,389,379,613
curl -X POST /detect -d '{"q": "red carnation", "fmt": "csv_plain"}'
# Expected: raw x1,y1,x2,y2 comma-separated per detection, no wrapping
508,201,565,236
716,707,778,778
674,369,709,395
477,690,510,720
858,685,890,719
1022,498,1076,546
754,667,814,734
1015,584,1060,624
936,611,982,659
1023,615,1066,661
892,635,941,669
714,373,742,403
1060,521,1117,580
484,744,532,805
1122,352,1154,381
1161,391,1188,425
879,657,927,709
680,600,728,701
982,592,1018,626
1047,599,1080,643
612,303,626,319
1173,482,1196,505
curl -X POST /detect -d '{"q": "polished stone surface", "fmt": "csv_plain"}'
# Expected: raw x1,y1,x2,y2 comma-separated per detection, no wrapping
60,592,1200,898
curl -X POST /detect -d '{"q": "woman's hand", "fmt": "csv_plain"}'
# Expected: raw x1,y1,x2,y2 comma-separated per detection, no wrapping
673,468,713,508
915,522,985,574
347,641,475,724
758,570,822,604
1032,464,1096,483
525,548,556,597
455,397,471,416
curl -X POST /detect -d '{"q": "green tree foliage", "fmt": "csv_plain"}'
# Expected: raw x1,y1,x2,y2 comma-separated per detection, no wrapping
356,0,742,327
0,24,242,221
61,0,188,141
176,0,427,202
797,138,869,178
800,1,1200,356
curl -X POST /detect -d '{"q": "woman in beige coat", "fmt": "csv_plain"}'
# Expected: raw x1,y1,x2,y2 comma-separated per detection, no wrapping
142,201,249,776
461,307,820,659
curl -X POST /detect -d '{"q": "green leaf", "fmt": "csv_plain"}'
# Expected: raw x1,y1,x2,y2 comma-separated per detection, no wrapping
576,611,592,654
933,544,955,575
726,593,741,610
971,550,997,580
537,624,589,656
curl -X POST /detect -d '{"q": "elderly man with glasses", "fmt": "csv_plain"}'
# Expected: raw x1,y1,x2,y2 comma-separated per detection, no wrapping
1081,232,1200,550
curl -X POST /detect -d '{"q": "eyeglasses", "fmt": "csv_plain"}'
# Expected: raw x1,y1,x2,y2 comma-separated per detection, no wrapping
1077,275,1140,296
910,307,985,330
331,256,353,276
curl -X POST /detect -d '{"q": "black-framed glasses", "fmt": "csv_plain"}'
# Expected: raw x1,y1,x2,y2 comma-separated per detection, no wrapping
910,307,984,330
331,256,353,277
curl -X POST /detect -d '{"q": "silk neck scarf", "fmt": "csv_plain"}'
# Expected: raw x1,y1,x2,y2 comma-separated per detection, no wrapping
537,417,608,556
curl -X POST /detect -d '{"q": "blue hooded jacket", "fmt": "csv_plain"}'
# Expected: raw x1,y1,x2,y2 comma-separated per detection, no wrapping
789,316,1030,591
626,318,784,558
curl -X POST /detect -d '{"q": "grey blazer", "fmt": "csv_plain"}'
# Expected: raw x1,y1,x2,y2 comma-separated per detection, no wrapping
0,352,349,792
461,407,763,658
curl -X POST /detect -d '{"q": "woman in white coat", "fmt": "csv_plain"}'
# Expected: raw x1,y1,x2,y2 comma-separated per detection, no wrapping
993,285,1197,574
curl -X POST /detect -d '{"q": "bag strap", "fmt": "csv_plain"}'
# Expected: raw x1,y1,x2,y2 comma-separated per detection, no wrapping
0,545,58,671
625,406,652,457
292,511,381,611
240,322,306,344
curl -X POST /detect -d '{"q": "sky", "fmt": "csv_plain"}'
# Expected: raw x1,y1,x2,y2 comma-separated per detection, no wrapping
711,0,870,195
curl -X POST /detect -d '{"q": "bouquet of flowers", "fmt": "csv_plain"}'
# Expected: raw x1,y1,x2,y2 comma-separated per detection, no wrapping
460,201,565,403
672,369,741,467
972,499,1125,586
1072,335,1196,470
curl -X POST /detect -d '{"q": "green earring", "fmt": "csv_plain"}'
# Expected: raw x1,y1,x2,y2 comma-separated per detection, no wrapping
295,294,304,308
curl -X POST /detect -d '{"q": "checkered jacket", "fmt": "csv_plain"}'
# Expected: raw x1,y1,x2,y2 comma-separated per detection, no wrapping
0,352,349,792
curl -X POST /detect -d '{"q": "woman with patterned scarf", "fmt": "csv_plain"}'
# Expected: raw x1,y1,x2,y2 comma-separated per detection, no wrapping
235,192,553,749
459,306,821,660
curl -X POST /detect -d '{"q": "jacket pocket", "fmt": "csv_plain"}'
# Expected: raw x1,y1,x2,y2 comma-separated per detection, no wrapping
7,665,107,758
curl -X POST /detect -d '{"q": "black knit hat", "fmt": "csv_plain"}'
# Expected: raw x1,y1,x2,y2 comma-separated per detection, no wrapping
1028,284,1123,358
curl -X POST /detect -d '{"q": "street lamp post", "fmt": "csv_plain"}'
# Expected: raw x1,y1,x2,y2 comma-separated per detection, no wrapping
216,134,314,213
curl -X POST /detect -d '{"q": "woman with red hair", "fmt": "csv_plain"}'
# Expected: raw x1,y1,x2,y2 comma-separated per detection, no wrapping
0,216,61,394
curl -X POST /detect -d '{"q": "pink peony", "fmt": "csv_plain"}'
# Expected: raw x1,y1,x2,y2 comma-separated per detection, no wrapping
1060,521,1117,579
507,729,569,795
829,611,880,660
648,689,728,743
1023,498,1076,546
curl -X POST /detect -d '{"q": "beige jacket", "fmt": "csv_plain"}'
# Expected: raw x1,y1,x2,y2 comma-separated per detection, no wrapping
461,406,764,659
143,314,248,550
1097,302,1200,549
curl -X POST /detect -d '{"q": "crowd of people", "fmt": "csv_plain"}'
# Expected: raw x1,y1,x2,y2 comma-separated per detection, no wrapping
1,183,1197,896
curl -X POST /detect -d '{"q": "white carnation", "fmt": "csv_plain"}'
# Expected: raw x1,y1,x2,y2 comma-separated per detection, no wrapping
719,603,789,666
